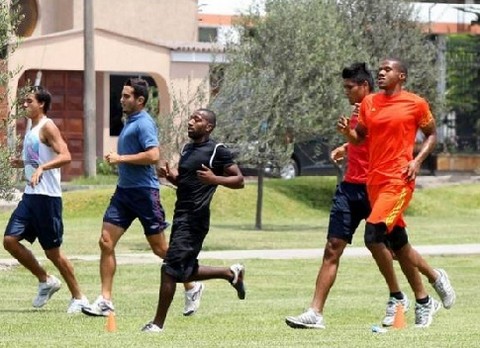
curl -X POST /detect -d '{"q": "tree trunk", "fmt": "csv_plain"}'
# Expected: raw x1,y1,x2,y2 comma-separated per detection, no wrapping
255,163,264,230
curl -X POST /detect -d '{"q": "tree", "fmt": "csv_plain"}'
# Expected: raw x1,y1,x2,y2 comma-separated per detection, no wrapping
149,79,209,166
336,0,440,114
212,0,441,230
212,0,355,229
0,0,23,201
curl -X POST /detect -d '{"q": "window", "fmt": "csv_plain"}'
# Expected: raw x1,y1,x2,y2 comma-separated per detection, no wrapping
198,27,218,43
14,0,38,37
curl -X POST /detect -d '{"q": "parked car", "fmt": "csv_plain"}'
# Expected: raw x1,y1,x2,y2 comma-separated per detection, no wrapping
234,136,340,179
235,136,437,179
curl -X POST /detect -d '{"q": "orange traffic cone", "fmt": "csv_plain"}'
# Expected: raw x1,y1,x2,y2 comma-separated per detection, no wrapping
105,312,117,332
392,303,406,329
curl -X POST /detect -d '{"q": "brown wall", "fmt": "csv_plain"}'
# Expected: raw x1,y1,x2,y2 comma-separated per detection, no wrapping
437,153,480,173
18,70,85,181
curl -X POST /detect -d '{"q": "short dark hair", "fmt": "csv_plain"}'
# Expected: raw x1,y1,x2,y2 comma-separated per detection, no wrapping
341,62,374,92
124,77,149,105
385,57,409,77
198,108,216,128
29,86,52,113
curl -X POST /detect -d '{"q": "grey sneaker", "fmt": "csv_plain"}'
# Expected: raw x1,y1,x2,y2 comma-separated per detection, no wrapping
382,293,410,327
67,295,89,314
141,322,163,333
432,268,456,309
183,282,204,316
415,297,441,328
230,264,246,299
33,275,62,308
81,295,114,317
285,308,326,329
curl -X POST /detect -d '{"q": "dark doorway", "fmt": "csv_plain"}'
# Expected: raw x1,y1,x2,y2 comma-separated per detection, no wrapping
109,75,157,136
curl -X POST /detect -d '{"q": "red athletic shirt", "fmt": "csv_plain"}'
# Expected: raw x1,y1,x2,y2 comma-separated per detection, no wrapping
344,112,368,184
358,90,434,187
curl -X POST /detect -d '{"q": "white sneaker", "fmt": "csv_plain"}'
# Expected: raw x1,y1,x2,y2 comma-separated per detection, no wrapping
285,308,326,329
81,295,114,317
141,322,163,333
183,282,205,316
432,268,456,309
67,295,89,314
33,275,62,308
382,293,410,327
415,297,441,328
230,264,246,299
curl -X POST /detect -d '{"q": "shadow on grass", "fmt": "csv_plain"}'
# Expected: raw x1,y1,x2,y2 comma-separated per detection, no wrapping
0,309,55,313
126,243,153,252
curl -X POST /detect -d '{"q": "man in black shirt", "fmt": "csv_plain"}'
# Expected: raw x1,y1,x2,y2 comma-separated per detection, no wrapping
142,108,245,333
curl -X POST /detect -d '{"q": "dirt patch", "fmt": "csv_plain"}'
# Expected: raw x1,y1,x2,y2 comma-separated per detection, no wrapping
416,175,480,189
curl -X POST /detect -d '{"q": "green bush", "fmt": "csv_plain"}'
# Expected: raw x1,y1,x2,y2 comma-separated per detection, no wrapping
96,158,117,176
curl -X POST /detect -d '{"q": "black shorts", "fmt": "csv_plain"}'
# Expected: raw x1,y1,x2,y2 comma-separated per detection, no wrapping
327,182,370,244
103,186,169,235
164,212,210,282
4,194,63,250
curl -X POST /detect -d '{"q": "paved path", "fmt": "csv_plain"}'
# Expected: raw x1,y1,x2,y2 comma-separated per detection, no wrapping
1,244,479,267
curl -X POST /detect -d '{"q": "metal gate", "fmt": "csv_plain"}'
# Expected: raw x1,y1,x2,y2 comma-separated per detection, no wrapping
445,35,480,153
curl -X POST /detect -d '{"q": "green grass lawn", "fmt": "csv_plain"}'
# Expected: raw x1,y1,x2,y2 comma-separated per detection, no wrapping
0,256,476,347
1,177,480,258
0,177,478,346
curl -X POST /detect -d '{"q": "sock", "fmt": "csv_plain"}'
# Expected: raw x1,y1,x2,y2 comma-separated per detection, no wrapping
390,292,403,300
416,296,429,305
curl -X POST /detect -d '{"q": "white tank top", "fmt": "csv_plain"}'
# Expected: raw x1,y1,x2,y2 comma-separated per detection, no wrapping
22,117,62,197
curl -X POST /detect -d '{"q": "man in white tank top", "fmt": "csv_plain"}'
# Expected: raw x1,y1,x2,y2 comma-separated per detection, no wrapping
3,86,89,313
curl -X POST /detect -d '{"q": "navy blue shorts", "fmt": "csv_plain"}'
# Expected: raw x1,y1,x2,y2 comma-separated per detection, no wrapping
327,182,370,244
163,211,210,282
4,194,63,250
103,186,168,235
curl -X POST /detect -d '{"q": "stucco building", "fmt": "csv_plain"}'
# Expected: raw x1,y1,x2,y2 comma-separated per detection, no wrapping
4,0,480,178
6,0,224,179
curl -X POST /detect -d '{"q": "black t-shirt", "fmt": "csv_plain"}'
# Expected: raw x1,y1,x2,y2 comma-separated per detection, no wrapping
174,139,234,215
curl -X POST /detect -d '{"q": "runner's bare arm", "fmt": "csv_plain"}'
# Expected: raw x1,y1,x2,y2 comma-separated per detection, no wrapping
337,116,367,145
404,120,437,181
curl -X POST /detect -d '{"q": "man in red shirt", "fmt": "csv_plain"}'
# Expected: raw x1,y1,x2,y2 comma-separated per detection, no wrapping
337,58,455,328
286,62,409,329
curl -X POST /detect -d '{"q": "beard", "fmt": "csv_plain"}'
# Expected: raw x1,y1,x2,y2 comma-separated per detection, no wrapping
188,130,201,140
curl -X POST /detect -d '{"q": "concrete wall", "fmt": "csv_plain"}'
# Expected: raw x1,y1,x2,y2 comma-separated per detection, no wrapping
72,0,197,42
35,0,75,35
29,0,197,42
170,61,210,109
